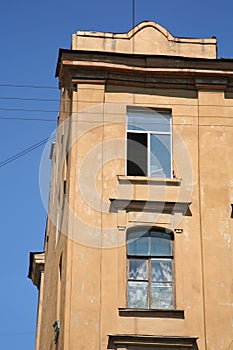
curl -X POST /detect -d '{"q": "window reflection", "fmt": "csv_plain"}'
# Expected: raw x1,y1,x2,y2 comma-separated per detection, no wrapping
128,281,148,309
129,259,147,280
152,283,173,309
151,260,172,282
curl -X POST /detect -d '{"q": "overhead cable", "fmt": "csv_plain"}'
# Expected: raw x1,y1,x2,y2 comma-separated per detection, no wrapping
0,96,59,102
0,116,56,122
0,136,54,168
0,84,57,89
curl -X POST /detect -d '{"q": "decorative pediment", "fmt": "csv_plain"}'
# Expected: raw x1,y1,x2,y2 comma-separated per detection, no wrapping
72,21,216,59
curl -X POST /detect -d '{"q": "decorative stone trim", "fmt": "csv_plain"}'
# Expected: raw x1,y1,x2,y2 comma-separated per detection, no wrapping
118,308,184,319
28,252,45,289
117,175,181,186
109,198,192,216
108,334,199,349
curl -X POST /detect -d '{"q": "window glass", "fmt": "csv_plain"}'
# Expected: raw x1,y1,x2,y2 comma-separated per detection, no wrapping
150,232,172,256
128,232,149,256
151,282,173,309
127,228,174,309
129,259,147,280
127,109,171,132
151,259,172,282
128,281,148,308
150,134,171,178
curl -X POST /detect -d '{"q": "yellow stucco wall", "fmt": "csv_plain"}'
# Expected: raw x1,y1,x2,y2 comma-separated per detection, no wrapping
34,22,233,350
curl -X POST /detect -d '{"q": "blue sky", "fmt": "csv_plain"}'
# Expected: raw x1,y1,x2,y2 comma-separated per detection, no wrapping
0,1,233,349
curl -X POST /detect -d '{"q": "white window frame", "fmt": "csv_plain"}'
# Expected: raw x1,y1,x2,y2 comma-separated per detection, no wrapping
126,107,172,178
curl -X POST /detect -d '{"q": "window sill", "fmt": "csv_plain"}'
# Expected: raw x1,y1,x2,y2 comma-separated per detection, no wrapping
118,308,184,319
117,175,181,186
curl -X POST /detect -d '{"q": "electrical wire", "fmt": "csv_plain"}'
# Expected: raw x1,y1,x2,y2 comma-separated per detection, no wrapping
0,107,58,113
0,136,54,168
2,105,233,115
1,116,233,127
3,93,233,108
0,84,57,89
0,96,59,102
0,116,56,122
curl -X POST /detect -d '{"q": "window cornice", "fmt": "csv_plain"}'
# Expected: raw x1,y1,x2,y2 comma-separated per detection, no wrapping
109,198,192,216
108,334,198,349
118,308,184,319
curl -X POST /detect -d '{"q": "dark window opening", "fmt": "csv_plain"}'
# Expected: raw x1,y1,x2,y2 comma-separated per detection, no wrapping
127,132,147,176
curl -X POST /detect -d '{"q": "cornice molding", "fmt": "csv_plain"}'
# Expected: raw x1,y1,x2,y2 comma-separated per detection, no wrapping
28,252,45,289
109,198,192,216
57,50,233,90
108,334,199,349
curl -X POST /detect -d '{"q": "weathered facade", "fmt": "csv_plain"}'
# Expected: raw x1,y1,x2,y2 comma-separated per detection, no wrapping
29,22,233,350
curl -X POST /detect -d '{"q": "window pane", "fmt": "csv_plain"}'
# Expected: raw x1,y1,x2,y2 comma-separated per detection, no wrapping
128,281,148,308
128,231,149,256
150,134,171,178
150,232,172,256
151,282,173,309
127,109,171,132
129,259,147,280
151,259,172,282
127,132,147,176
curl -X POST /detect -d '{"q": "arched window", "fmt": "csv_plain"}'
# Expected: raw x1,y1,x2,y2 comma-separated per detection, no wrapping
127,227,174,309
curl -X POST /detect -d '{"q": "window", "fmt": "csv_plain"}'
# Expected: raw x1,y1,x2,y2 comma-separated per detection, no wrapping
127,227,174,309
127,107,172,178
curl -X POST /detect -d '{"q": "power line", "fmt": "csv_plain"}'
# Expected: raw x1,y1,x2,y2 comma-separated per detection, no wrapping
0,136,54,168
0,107,58,113
0,84,57,89
0,96,59,102
0,122,232,169
0,116,56,122
3,92,233,108
1,115,233,127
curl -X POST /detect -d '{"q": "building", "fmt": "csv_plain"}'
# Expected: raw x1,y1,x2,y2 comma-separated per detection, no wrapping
28,21,233,350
